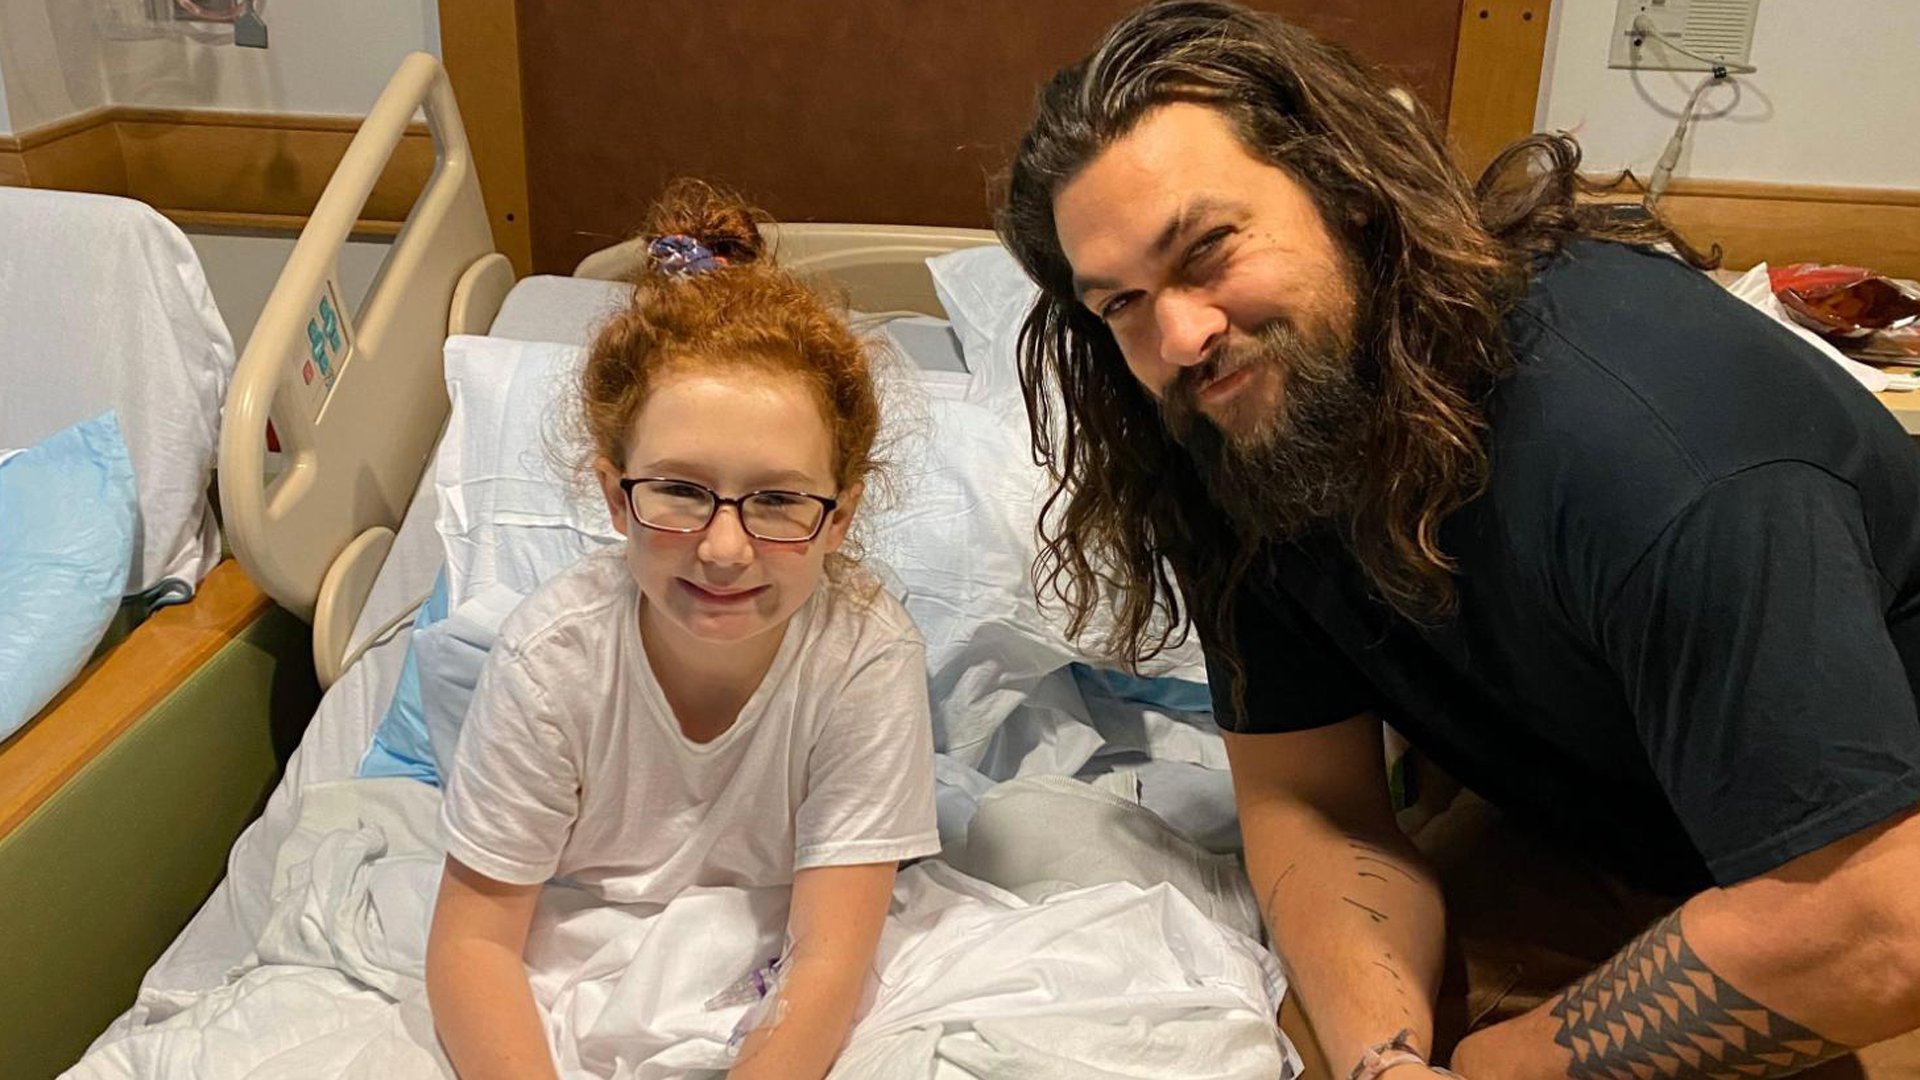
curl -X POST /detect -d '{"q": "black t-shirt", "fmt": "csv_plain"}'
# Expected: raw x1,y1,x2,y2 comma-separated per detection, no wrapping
1210,241,1920,894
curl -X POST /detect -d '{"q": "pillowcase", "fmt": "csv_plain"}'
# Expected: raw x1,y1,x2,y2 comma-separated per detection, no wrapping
0,412,139,740
925,245,1210,676
358,569,451,783
435,335,618,611
0,189,235,595
414,583,526,780
927,244,1040,412
358,571,525,786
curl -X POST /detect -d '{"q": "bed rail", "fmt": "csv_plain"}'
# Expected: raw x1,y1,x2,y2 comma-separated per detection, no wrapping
219,52,513,685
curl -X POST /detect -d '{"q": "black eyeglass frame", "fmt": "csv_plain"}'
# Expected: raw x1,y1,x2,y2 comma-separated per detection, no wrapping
617,476,841,543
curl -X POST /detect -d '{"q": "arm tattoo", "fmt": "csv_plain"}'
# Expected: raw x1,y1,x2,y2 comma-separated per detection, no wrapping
1552,910,1850,1080
1261,861,1299,927
1342,897,1391,923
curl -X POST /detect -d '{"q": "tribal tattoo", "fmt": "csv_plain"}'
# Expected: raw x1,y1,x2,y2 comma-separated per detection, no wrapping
1551,910,1849,1080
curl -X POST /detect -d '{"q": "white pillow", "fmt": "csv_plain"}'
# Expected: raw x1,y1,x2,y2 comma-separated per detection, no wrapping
435,335,616,611
0,188,235,594
927,244,1042,414
925,246,1207,673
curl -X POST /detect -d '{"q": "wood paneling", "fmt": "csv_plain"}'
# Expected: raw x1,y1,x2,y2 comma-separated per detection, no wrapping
515,0,1464,273
439,0,533,276
0,561,272,839
116,108,430,228
1648,178,1920,282
1447,0,1552,181
0,107,430,235
0,109,128,194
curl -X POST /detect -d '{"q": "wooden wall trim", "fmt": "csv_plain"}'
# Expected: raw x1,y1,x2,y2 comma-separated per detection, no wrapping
1605,177,1920,282
438,0,533,277
1446,0,1551,181
4,107,116,150
0,561,272,840
0,106,430,237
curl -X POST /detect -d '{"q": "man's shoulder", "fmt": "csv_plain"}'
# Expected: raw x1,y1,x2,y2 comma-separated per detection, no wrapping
1483,242,1893,530
1497,241,1886,473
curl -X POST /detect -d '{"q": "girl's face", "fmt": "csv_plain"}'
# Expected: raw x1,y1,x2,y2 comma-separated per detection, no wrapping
595,365,859,650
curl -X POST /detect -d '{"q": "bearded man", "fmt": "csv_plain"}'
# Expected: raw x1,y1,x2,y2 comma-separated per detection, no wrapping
997,3,1920,1078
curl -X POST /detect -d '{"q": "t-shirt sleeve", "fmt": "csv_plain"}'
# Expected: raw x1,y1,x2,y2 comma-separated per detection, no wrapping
1205,568,1380,734
439,642,580,885
793,638,940,868
1600,462,1920,885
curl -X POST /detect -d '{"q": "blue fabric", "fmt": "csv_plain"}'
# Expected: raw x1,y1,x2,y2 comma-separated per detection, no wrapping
1071,663,1213,716
358,568,451,784
0,412,139,741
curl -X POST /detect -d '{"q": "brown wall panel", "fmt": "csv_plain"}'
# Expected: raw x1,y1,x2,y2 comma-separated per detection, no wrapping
518,1,1462,273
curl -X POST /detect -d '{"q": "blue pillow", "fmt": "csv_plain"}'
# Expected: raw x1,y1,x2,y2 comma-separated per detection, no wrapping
359,568,451,784
0,412,139,741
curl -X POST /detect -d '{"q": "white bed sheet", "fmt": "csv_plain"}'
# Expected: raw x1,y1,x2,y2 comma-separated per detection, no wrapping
112,452,447,1013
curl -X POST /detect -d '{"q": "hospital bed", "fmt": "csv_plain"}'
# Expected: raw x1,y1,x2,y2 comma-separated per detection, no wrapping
40,52,1280,1080
0,182,319,1078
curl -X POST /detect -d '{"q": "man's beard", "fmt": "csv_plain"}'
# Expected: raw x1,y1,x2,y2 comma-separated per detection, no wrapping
1162,320,1375,541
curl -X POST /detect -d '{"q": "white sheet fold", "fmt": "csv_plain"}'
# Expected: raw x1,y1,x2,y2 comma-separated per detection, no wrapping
70,779,1293,1080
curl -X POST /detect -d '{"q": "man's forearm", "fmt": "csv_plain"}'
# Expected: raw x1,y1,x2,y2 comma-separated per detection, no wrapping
1247,803,1448,1070
1454,811,1920,1080
1454,904,1860,1080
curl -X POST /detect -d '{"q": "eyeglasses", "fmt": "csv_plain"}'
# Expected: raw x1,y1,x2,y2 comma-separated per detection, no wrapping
617,477,839,543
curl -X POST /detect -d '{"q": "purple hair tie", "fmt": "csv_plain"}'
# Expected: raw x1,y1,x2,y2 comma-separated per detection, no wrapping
647,234,729,278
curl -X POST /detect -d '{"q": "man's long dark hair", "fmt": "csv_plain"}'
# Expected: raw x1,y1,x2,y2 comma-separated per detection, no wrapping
997,0,1709,695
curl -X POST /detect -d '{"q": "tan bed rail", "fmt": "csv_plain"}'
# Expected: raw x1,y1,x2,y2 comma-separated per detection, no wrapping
218,52,512,685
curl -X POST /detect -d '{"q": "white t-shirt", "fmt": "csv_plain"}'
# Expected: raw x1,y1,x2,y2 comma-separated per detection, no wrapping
442,546,940,904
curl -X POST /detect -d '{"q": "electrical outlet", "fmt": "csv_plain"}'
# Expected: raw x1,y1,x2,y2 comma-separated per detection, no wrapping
1609,0,1758,72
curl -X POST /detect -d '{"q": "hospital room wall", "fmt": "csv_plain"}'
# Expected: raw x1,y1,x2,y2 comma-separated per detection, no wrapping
0,0,440,132
0,0,108,134
186,233,392,348
1537,0,1920,190
114,2,442,349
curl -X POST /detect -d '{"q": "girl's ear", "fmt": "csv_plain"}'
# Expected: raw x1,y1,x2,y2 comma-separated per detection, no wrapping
821,481,864,552
595,456,631,537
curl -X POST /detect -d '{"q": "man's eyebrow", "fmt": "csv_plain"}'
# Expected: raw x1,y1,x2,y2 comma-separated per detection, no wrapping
1071,196,1246,302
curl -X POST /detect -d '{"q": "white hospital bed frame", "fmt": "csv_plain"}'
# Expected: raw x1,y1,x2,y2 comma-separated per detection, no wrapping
221,52,997,686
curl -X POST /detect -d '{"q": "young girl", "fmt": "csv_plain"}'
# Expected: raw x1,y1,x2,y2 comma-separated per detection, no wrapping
425,182,939,1080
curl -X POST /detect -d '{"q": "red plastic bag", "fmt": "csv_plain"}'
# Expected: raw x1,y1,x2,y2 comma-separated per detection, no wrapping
1770,263,1920,361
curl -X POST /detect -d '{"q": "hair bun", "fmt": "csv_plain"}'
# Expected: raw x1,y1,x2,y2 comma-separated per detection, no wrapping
642,178,769,268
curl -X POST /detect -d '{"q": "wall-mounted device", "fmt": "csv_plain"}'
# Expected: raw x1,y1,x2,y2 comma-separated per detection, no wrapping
1609,0,1757,72
97,0,268,47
